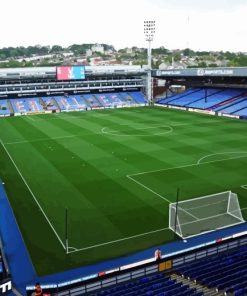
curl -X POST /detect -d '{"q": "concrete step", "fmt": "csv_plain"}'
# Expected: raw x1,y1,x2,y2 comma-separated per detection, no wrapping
170,273,224,296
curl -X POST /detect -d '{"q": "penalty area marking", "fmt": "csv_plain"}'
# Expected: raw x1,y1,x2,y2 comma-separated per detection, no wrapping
101,125,173,137
241,185,247,190
129,152,247,177
126,152,247,226
197,151,247,165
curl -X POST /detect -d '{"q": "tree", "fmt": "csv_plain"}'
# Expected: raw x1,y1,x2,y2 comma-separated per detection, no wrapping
183,48,195,56
50,45,63,53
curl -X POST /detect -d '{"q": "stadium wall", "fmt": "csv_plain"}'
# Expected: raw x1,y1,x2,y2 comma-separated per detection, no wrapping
154,103,242,120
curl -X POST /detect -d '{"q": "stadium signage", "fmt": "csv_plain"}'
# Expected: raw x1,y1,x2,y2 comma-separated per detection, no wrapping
0,280,12,294
154,103,167,108
219,113,240,119
197,69,234,76
168,105,186,111
56,66,85,81
156,70,182,76
188,108,215,115
153,67,247,77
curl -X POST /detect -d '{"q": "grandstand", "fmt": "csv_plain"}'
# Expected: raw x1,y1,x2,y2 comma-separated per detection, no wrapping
153,68,247,119
0,66,147,117
0,92,146,116
1,65,247,296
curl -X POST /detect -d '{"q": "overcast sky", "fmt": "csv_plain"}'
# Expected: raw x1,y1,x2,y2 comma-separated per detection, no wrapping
1,0,247,52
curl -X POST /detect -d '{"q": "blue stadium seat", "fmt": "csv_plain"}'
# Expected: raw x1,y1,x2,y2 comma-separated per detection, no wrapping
176,246,247,294
0,99,12,115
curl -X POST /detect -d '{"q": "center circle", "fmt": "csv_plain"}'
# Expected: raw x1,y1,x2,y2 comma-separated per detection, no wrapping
101,125,173,136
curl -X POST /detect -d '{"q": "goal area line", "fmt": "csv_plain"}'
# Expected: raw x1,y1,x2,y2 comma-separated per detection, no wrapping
2,139,247,255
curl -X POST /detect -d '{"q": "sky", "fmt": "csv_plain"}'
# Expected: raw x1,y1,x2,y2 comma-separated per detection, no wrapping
1,0,247,52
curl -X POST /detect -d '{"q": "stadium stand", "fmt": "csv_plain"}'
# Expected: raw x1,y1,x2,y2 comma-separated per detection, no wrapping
176,245,247,295
81,94,103,108
94,92,142,107
157,88,201,105
0,237,11,292
94,93,114,107
107,93,128,106
0,91,147,117
119,92,138,105
168,88,221,107
187,89,243,109
234,107,247,116
213,97,246,111
41,97,59,111
0,99,12,116
55,95,87,111
218,98,247,115
128,91,147,104
10,98,45,114
89,273,205,296
157,88,247,116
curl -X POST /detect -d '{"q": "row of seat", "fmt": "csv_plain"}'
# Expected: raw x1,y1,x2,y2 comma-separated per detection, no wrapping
157,88,247,116
176,246,247,295
0,91,147,115
90,272,204,296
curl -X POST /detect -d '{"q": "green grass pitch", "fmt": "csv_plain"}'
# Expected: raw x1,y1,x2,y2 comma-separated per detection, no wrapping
0,106,247,276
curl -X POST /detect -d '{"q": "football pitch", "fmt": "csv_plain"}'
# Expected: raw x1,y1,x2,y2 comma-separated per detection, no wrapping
1,106,247,276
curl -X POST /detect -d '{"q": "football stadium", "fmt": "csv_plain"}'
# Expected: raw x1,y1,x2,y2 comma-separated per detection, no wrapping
1,7,247,295
0,63,247,296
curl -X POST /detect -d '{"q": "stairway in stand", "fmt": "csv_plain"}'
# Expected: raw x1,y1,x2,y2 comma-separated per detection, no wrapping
171,273,224,296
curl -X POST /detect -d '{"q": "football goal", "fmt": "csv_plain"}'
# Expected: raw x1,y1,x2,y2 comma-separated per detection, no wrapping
169,191,244,239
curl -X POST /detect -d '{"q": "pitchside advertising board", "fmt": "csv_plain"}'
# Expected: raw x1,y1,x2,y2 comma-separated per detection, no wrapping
56,66,85,81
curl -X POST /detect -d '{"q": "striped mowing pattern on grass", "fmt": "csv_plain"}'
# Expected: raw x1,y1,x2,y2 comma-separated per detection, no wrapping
0,107,247,275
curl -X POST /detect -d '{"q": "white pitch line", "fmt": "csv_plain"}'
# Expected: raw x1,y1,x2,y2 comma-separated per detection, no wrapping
69,205,247,253
127,175,172,204
129,154,247,177
4,135,78,145
0,139,66,250
126,175,199,221
67,226,170,253
101,125,173,137
197,152,247,165
26,116,35,122
4,130,104,145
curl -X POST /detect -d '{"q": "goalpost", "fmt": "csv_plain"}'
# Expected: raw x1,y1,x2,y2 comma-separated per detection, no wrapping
169,191,244,239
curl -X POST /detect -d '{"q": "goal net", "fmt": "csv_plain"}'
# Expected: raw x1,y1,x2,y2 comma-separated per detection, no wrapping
169,191,244,239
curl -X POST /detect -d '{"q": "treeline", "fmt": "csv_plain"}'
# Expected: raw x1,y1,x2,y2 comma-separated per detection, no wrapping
1,43,247,68
0,44,115,60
